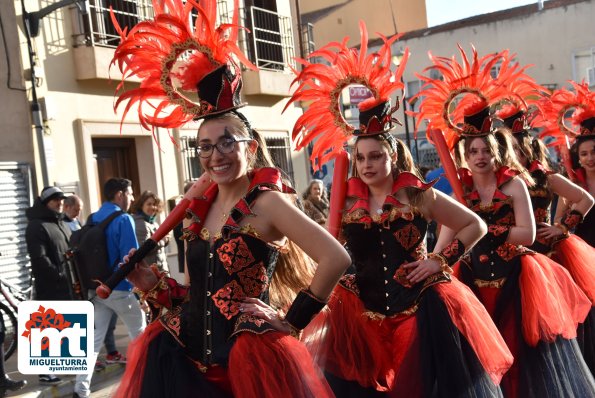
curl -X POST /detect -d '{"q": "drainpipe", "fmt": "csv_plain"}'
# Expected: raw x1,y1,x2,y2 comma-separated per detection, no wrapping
294,0,305,59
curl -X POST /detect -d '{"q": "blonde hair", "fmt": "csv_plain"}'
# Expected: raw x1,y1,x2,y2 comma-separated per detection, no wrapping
198,111,315,310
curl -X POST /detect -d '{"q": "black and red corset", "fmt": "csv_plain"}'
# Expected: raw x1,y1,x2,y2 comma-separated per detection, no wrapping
181,232,280,366
461,167,531,280
172,167,293,366
340,173,449,316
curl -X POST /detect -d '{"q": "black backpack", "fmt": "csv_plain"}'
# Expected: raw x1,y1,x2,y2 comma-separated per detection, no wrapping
67,211,124,298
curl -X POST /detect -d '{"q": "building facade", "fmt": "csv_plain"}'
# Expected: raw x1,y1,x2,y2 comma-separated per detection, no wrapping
0,0,311,283
300,0,427,50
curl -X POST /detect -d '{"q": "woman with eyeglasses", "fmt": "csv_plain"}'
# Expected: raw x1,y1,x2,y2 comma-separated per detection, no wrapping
116,107,350,398
109,0,350,396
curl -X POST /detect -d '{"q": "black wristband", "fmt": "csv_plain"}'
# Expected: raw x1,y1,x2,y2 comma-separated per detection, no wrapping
439,238,466,266
284,289,327,331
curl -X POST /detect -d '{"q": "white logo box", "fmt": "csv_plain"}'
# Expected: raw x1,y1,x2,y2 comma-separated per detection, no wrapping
18,301,94,375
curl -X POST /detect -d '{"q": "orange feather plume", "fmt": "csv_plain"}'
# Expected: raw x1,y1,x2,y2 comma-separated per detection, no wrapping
110,0,256,135
411,46,536,151
536,81,595,146
284,21,407,169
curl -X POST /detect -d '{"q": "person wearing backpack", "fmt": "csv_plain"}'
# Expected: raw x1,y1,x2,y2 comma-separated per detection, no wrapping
73,178,146,398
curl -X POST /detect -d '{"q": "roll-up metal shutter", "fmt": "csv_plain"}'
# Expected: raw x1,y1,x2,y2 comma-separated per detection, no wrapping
0,163,33,289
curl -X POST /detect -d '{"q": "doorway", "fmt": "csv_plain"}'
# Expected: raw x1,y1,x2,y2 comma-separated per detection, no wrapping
92,138,140,204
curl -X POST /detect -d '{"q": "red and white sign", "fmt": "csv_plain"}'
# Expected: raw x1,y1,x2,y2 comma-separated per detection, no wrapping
349,85,373,105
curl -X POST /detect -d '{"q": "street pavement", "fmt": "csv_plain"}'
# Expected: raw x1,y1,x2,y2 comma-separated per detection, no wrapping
4,319,130,397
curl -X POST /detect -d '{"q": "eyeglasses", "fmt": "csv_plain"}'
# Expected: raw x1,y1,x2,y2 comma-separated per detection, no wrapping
195,138,252,158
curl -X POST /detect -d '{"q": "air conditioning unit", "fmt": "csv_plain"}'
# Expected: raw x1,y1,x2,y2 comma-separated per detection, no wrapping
587,67,595,87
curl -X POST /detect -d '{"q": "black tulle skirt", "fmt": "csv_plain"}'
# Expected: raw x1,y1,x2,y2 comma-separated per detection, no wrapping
304,280,513,398
140,331,232,398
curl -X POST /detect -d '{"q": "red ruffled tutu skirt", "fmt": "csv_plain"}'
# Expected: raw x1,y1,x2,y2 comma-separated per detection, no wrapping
551,234,595,304
115,321,333,398
304,278,513,397
460,252,595,398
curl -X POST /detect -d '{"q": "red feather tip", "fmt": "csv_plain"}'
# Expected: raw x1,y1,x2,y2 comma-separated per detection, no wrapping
496,103,522,119
359,97,383,112
462,98,488,117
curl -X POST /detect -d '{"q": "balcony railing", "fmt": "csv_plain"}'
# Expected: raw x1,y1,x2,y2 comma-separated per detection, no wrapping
73,1,295,72
72,0,154,47
247,6,295,71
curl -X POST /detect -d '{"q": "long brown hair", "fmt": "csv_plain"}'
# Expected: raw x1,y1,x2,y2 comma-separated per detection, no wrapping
198,112,315,310
514,132,550,169
456,129,534,190
352,134,425,209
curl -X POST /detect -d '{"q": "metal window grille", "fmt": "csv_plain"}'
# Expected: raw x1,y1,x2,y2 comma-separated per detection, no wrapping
76,0,231,48
265,134,294,184
248,6,295,71
74,0,154,47
73,1,296,73
180,136,203,181
303,23,315,56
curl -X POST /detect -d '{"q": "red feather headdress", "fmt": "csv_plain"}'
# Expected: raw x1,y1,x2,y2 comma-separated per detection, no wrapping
411,46,537,151
537,81,595,147
493,55,548,134
110,0,257,137
284,21,408,169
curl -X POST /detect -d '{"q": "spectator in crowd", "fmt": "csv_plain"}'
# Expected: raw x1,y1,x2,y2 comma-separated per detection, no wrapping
73,178,146,398
131,190,169,272
63,194,83,231
301,179,329,226
25,186,72,385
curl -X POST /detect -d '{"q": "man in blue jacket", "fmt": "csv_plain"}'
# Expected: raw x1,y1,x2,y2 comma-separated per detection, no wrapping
74,178,146,398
